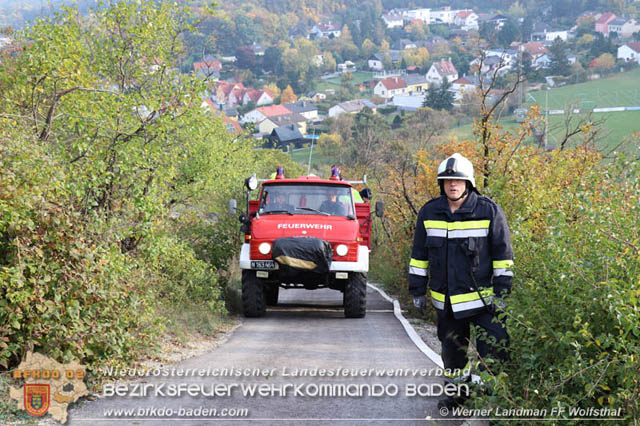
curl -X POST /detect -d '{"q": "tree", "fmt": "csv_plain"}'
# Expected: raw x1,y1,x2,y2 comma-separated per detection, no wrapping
0,0,302,370
549,38,570,76
263,83,281,98
322,51,337,73
423,78,454,111
498,19,521,46
281,85,297,103
361,38,377,58
263,45,285,73
592,53,615,73
235,46,257,70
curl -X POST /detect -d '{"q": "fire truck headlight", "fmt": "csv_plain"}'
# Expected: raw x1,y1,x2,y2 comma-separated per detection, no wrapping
258,242,272,255
336,244,348,257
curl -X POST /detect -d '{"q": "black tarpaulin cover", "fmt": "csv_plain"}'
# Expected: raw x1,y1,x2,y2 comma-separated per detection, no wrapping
272,237,333,273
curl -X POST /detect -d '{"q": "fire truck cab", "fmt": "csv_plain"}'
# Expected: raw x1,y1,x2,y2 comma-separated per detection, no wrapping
234,168,382,318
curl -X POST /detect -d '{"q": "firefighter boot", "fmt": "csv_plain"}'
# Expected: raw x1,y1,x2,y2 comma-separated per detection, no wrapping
437,379,470,411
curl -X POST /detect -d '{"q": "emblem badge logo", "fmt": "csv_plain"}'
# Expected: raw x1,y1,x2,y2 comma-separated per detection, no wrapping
24,384,50,416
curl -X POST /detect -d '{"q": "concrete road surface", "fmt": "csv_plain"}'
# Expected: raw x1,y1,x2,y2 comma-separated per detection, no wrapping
68,285,465,425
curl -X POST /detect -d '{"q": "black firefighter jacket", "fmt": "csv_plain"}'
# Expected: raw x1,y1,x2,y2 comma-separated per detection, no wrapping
409,191,514,319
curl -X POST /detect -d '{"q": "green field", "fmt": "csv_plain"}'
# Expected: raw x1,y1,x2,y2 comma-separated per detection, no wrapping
527,68,640,110
315,71,374,92
289,146,336,174
446,69,640,152
446,110,640,152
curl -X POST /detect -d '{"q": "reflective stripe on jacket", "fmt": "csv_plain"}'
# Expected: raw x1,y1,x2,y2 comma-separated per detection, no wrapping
408,191,513,319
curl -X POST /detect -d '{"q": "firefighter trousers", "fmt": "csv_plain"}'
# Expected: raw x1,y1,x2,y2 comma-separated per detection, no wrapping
437,300,509,375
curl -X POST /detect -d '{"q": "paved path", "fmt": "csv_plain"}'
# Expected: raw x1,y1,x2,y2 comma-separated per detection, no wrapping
69,286,462,425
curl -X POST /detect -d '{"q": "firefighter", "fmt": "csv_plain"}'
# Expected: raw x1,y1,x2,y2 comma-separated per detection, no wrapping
408,153,514,409
319,187,347,216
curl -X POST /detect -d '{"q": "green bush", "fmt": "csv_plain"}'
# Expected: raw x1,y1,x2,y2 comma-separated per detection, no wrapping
474,155,640,422
0,133,160,369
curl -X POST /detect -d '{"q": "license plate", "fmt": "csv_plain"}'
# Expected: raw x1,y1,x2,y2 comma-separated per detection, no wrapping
251,260,277,270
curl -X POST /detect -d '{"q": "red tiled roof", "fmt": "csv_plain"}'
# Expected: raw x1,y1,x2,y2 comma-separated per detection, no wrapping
218,82,245,97
231,88,248,100
222,117,242,133
193,60,221,71
246,90,272,102
379,77,407,90
596,13,616,24
453,77,473,85
245,90,262,102
257,104,292,117
523,42,550,56
456,10,474,19
625,42,640,53
434,60,458,76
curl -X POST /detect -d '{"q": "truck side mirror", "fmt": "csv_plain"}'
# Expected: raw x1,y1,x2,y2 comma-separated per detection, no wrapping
375,200,384,218
229,199,237,215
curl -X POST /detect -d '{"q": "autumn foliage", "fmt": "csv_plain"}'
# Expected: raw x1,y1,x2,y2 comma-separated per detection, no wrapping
368,107,639,421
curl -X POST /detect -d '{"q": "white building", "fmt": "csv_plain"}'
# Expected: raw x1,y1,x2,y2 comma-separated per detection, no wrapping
450,77,477,101
368,54,384,71
430,8,457,24
406,8,431,24
328,99,377,118
426,60,459,86
454,10,479,30
373,77,408,99
618,42,640,64
381,13,404,28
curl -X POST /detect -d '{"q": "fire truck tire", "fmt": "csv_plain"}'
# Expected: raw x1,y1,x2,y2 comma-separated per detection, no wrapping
265,285,279,306
344,272,367,318
242,270,266,317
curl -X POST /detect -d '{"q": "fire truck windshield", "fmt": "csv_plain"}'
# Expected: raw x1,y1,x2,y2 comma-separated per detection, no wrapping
260,184,354,217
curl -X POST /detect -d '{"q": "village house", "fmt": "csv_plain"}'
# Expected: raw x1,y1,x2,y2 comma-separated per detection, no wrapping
307,92,327,102
430,7,457,24
621,19,640,38
454,10,479,31
426,59,458,86
373,77,408,99
213,81,245,107
284,101,319,122
269,125,306,150
390,39,417,50
309,22,342,39
258,112,307,135
367,52,402,70
328,99,377,118
193,59,222,79
405,8,431,23
403,74,428,94
450,76,478,101
595,13,616,35
337,60,356,73
479,13,508,30
531,22,569,41
521,42,550,62
243,89,274,107
381,12,404,28
241,104,292,124
618,42,640,64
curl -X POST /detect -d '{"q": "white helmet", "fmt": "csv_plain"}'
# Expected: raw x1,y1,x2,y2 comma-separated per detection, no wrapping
437,153,476,188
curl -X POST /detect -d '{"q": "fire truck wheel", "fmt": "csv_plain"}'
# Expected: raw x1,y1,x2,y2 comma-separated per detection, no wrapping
265,285,279,306
344,272,367,318
242,270,266,317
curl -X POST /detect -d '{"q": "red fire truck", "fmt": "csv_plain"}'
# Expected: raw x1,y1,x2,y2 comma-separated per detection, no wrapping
231,167,382,318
